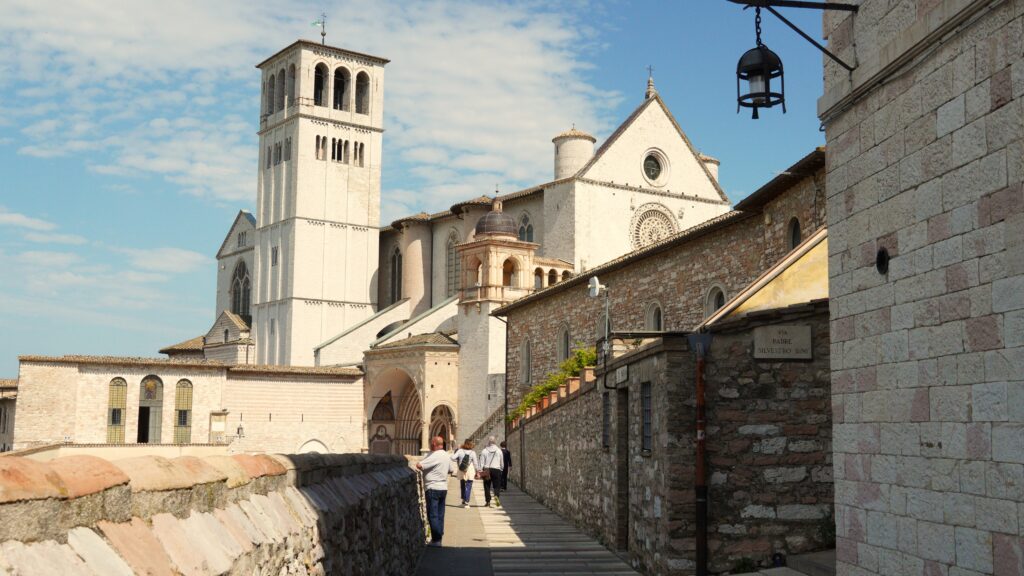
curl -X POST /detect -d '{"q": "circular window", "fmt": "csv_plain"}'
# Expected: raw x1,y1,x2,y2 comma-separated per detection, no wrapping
630,204,678,249
641,149,669,187
644,155,662,181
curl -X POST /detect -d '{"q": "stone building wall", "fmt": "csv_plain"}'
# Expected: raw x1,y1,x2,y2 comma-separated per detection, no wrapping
703,303,834,571
0,452,422,575
820,0,1024,573
509,313,834,574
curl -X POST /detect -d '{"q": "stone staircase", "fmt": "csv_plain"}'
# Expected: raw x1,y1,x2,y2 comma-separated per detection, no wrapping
465,406,506,447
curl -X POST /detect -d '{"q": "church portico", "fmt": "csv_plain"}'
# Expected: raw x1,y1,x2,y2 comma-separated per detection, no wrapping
363,333,459,454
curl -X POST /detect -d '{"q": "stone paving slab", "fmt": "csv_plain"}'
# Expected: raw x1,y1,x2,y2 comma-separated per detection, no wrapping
415,479,638,575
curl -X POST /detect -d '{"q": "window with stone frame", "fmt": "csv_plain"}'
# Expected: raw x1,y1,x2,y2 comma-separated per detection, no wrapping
106,378,127,444
641,382,652,452
705,286,726,317
231,261,251,319
520,339,532,385
390,247,403,303
445,230,461,297
271,246,279,267
518,214,534,242
173,380,193,445
646,303,663,331
789,217,802,249
557,325,571,362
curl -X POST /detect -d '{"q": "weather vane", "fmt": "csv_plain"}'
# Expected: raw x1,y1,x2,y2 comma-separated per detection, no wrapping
312,12,327,44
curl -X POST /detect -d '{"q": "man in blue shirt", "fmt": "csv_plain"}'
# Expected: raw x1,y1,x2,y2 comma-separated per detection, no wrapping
416,435,451,546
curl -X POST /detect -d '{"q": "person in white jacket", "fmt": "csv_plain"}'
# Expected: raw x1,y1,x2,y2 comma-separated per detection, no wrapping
479,436,504,507
451,440,479,508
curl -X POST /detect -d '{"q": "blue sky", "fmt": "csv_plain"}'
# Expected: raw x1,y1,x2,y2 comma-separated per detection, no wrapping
0,1,825,376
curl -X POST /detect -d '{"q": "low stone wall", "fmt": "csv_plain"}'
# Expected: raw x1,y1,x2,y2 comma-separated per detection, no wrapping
0,451,423,575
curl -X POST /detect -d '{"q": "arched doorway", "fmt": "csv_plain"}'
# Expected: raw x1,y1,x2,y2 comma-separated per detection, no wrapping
298,439,329,454
137,376,163,444
429,405,455,450
367,368,423,456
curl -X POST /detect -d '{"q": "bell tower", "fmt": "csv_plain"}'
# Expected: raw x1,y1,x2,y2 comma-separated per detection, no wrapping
253,40,389,366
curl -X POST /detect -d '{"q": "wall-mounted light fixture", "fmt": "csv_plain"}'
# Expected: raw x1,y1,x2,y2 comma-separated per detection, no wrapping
729,0,859,120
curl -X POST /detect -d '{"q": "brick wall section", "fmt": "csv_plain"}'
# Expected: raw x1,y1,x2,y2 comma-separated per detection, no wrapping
0,452,422,575
509,308,834,574
821,1,1024,574
704,304,834,571
504,168,825,413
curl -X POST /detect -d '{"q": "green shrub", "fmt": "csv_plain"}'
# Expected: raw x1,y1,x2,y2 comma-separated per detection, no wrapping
507,345,596,423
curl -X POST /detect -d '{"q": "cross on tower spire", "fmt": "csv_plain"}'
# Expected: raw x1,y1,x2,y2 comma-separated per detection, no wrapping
645,65,658,100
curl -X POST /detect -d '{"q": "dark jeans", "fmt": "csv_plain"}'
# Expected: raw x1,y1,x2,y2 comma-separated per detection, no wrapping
501,469,509,490
483,468,502,504
459,479,473,503
425,489,447,542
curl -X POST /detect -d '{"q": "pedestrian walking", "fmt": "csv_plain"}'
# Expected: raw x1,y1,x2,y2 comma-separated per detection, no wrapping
416,435,452,547
479,436,504,507
451,440,479,507
500,440,512,490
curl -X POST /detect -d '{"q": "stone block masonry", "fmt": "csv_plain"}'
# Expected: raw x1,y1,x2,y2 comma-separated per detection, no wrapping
822,0,1024,574
0,452,423,575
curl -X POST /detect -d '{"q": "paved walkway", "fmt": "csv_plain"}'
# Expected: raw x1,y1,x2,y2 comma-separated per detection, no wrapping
415,478,637,575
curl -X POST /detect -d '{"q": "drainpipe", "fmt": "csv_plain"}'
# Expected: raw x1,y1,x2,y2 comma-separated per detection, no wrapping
687,332,713,576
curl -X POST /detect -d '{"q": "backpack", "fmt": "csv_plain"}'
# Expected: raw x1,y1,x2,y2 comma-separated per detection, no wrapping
458,452,471,472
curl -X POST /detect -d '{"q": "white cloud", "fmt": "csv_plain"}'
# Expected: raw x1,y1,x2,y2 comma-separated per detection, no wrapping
117,247,208,274
0,0,620,213
0,207,56,231
23,231,88,245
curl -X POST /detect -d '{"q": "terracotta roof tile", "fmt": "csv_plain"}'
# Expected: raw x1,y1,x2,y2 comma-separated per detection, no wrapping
372,332,459,350
158,336,205,354
552,127,596,142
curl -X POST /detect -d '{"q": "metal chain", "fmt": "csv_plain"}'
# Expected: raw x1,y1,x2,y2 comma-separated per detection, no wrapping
755,7,763,46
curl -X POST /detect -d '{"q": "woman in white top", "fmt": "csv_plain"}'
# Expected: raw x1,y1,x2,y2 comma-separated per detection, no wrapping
451,440,479,507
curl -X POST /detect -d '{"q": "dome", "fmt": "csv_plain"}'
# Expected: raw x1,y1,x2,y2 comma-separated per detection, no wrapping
552,126,596,143
474,199,517,237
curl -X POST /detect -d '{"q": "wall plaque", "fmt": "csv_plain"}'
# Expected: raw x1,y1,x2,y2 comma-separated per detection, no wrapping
753,324,812,360
615,365,629,384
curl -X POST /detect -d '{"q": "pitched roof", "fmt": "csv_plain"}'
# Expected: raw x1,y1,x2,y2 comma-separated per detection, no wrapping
493,210,752,316
575,94,729,202
159,336,205,354
734,148,825,211
372,332,459,350
696,226,829,330
216,210,256,259
222,310,250,331
16,355,362,378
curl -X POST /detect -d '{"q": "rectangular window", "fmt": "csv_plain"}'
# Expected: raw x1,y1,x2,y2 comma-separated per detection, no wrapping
270,318,276,336
271,246,278,266
284,138,291,161
602,392,611,449
641,382,652,452
265,146,271,169
176,409,189,428
110,408,122,426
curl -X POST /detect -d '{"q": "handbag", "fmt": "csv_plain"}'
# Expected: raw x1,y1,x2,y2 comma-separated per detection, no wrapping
478,468,491,480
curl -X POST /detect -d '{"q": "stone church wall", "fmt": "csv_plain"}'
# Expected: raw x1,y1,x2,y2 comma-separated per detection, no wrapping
821,0,1024,573
0,452,422,575
509,310,833,574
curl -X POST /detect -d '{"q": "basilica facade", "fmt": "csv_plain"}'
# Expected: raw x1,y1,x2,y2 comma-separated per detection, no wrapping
11,39,730,456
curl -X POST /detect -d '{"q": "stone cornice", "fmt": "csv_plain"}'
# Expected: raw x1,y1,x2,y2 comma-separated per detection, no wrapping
258,112,384,136
257,216,375,232
576,178,731,206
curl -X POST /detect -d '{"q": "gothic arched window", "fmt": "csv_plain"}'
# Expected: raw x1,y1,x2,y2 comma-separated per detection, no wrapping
106,378,127,444
333,67,350,110
355,72,370,114
390,247,403,303
231,261,251,320
446,231,461,297
557,325,571,362
502,259,517,287
314,63,328,106
173,380,193,445
518,215,534,242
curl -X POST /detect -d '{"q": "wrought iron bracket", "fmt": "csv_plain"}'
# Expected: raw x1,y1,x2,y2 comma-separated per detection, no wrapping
729,0,858,72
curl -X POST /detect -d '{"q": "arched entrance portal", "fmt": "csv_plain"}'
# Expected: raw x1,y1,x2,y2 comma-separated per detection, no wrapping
429,405,455,450
367,368,423,456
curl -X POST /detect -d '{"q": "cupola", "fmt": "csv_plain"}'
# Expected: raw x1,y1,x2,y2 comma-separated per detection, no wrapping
474,199,517,238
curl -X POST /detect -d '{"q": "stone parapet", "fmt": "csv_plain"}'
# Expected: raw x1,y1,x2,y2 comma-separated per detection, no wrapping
0,452,422,575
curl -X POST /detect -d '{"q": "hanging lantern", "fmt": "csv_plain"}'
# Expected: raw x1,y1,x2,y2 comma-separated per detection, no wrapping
737,8,785,119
